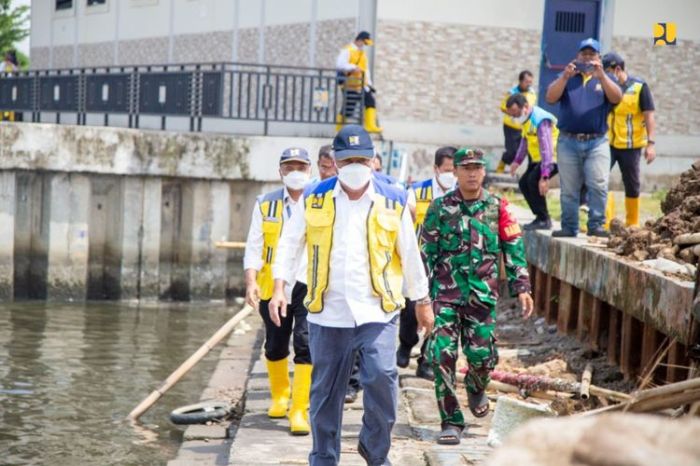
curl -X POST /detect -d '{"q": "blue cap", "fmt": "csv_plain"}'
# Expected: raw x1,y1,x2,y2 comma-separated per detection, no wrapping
332,124,374,160
578,37,601,53
280,147,311,164
602,52,624,69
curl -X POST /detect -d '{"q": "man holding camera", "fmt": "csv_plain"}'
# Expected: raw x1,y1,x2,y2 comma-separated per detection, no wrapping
545,38,622,238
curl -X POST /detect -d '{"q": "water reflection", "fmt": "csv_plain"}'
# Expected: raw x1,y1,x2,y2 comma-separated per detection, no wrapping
0,302,235,466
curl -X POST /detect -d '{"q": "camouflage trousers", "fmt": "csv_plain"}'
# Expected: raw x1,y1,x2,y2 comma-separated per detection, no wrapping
425,300,498,428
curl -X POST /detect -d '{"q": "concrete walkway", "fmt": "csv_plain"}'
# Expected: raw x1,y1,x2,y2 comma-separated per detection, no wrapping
226,335,496,466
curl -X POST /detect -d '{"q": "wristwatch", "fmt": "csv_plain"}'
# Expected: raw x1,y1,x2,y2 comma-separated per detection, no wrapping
647,140,655,145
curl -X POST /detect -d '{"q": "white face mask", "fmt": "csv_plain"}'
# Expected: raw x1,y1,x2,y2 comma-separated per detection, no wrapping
514,111,529,125
338,163,372,190
436,171,456,189
282,170,309,190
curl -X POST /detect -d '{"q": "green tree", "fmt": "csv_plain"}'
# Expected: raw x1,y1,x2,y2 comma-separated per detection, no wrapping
0,0,29,68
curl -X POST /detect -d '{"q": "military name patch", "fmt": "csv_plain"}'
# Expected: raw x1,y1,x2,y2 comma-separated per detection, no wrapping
504,224,521,237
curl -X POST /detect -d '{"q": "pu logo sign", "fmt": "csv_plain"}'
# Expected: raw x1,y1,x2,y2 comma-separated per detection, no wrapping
348,135,360,145
654,22,677,46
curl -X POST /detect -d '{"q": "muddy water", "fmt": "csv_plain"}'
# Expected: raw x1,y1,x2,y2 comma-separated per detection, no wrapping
0,302,238,466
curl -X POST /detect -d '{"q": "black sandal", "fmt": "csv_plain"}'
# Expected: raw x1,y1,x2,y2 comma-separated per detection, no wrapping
468,390,490,418
437,424,463,445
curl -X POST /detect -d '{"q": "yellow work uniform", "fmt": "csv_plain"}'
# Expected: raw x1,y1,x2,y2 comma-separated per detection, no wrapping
608,78,650,149
303,177,406,313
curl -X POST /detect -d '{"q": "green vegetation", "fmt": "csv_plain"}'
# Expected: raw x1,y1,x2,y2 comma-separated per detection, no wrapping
0,0,29,68
501,189,664,231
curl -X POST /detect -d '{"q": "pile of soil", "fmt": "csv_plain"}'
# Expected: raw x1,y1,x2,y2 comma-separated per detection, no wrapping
608,160,700,266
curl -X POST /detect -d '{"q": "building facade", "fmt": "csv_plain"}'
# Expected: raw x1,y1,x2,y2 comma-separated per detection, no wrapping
29,0,700,154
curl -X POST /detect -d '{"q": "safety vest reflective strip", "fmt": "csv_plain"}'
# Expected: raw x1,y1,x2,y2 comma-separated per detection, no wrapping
608,81,647,149
502,86,537,129
256,189,284,300
303,177,406,313
412,179,433,234
521,106,559,163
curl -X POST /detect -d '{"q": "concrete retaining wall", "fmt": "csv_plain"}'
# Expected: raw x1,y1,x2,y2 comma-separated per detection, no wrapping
0,122,331,302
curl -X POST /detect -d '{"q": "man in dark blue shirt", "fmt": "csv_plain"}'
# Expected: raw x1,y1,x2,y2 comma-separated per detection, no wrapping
545,38,622,237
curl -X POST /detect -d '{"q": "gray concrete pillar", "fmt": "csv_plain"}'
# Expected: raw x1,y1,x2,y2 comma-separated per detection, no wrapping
46,173,90,301
87,175,123,300
140,178,163,300
188,180,230,301
120,177,162,301
0,171,16,299
226,180,269,296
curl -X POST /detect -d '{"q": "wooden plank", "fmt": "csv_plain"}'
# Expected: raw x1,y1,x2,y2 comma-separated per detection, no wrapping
620,314,643,381
589,298,605,351
608,307,622,366
577,290,593,342
534,268,546,317
557,282,579,335
640,324,662,380
666,341,690,383
544,276,560,325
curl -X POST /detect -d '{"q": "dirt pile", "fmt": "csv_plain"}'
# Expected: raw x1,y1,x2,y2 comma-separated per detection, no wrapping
608,160,700,268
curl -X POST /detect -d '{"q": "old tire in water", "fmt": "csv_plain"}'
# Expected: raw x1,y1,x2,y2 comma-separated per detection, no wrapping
169,400,230,425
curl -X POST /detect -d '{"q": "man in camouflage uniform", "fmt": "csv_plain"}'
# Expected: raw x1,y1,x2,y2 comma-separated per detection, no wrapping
420,147,534,445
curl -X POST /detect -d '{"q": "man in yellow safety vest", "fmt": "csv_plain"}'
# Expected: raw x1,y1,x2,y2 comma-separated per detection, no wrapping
336,31,382,134
602,52,656,228
506,93,559,230
243,147,313,435
497,70,537,173
270,125,432,465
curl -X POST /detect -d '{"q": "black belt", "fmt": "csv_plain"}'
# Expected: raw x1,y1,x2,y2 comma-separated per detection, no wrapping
560,131,604,141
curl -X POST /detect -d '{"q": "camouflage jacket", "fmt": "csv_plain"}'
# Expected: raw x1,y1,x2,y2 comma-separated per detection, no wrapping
420,189,530,306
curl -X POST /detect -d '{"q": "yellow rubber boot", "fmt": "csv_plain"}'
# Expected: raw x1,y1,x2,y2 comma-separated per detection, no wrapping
496,160,506,174
335,114,345,132
363,107,383,133
288,363,312,435
604,193,616,230
266,358,290,418
625,196,641,228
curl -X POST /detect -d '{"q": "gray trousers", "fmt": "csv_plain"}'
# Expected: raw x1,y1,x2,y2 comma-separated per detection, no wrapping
308,317,398,466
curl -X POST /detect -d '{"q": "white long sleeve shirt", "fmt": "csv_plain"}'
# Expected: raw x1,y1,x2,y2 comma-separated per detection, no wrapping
273,181,429,328
335,43,373,88
243,187,307,300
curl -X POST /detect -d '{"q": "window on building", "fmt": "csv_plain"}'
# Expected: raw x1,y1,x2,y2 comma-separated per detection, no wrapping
56,0,73,10
87,0,106,5
554,11,586,33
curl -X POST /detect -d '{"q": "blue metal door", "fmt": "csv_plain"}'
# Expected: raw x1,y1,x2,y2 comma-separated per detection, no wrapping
538,0,600,115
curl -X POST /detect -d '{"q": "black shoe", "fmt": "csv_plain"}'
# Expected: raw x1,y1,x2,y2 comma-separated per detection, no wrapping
345,385,359,404
396,346,411,368
415,359,435,381
523,218,552,231
587,227,610,238
358,442,392,466
552,229,577,238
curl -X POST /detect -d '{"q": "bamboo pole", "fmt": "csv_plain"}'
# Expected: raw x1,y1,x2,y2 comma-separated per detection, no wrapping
490,370,630,402
580,363,593,400
214,241,247,249
589,385,631,402
628,389,700,413
126,304,254,421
